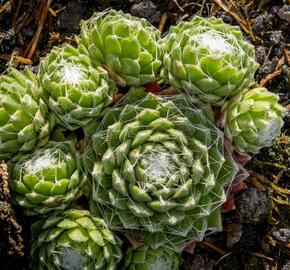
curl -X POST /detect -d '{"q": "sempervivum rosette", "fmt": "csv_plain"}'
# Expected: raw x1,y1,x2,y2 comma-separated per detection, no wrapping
9,142,85,216
40,44,116,131
221,87,285,154
85,90,238,250
122,244,181,270
79,9,163,87
162,16,259,104
0,68,54,160
31,209,122,270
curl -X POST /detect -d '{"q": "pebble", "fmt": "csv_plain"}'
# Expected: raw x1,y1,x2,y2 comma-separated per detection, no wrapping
58,2,84,33
278,5,290,23
269,30,284,46
235,187,270,224
255,46,267,65
273,228,290,244
130,0,161,25
257,58,278,76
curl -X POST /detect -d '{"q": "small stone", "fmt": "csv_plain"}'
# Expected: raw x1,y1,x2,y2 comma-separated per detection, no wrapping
258,58,278,76
235,186,270,224
273,228,290,244
269,30,284,46
58,2,84,33
278,5,290,23
255,46,267,65
130,1,161,25
252,15,264,34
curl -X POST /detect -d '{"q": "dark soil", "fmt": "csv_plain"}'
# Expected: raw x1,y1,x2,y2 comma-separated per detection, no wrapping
0,0,289,269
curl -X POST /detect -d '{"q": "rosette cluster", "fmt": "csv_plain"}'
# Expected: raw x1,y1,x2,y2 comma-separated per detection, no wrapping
79,9,163,87
0,68,54,160
31,209,122,270
9,142,85,215
86,93,238,249
0,8,285,269
221,88,285,153
40,44,116,130
162,16,259,104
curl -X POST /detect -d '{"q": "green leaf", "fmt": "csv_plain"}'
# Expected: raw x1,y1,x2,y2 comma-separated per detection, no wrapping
129,184,151,202
67,227,89,242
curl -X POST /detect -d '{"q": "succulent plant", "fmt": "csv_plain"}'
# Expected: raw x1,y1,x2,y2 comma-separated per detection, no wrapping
0,68,54,160
40,44,116,131
122,244,181,270
162,16,259,104
79,9,163,87
221,87,285,154
9,142,85,216
31,209,122,270
86,90,238,250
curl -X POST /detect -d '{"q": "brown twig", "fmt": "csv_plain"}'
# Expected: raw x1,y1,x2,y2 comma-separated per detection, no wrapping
48,7,57,17
250,177,268,192
272,197,290,206
0,54,33,65
249,251,274,261
284,49,290,67
24,0,51,59
258,70,282,87
250,171,290,195
158,13,168,33
173,0,184,12
212,0,247,28
212,0,256,41
0,0,13,14
202,239,227,256
12,0,23,31
257,57,284,87
198,0,207,16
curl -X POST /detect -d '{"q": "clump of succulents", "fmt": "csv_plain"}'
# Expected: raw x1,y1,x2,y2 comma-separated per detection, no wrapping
1,8,286,269
221,88,286,154
0,68,54,160
162,16,259,104
30,209,122,270
9,142,85,216
40,44,116,131
86,91,238,250
122,244,181,270
79,9,163,87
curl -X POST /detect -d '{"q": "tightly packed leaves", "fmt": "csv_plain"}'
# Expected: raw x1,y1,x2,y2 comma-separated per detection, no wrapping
162,16,259,104
79,9,163,87
9,142,85,216
0,68,54,160
122,244,181,270
221,88,285,154
86,91,238,250
31,209,122,270
40,44,116,130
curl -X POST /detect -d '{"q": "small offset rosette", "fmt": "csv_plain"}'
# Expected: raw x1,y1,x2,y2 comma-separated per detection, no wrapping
40,44,116,130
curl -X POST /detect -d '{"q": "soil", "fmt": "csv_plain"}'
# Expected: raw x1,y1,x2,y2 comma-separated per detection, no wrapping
0,1,289,269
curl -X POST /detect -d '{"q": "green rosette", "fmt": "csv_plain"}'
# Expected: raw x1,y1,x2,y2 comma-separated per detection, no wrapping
30,209,122,270
85,90,238,250
0,68,54,160
79,9,163,87
162,16,259,104
221,87,285,154
40,44,116,130
9,141,85,215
